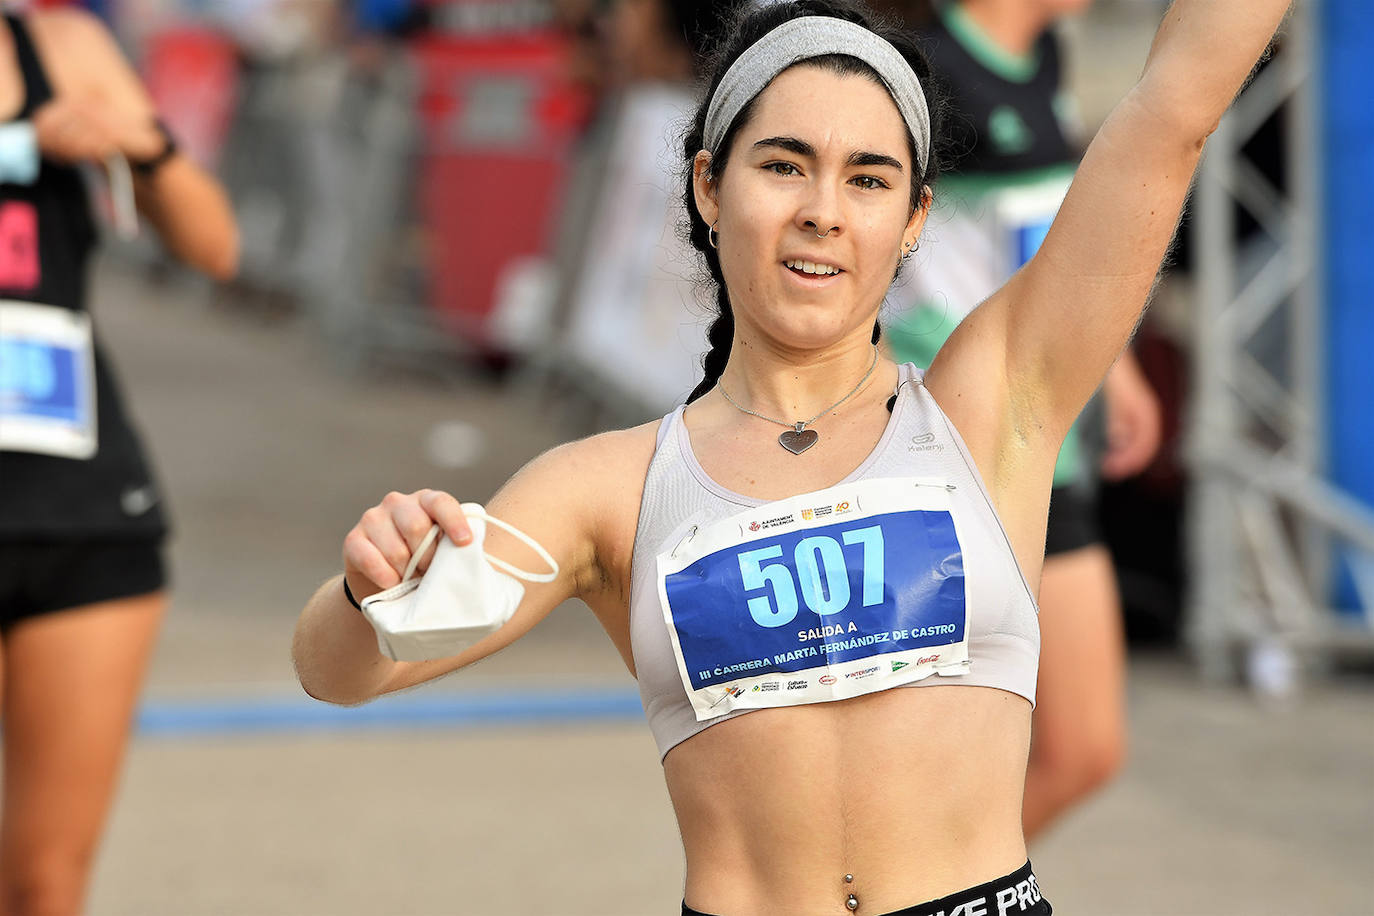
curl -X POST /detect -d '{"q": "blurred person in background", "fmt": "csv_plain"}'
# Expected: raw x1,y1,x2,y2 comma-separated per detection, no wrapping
540,0,728,407
874,0,1162,839
0,7,236,913
294,0,1288,910
210,0,345,305
607,0,729,85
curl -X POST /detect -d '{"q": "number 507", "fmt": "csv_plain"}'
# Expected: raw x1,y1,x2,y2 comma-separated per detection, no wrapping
736,525,884,628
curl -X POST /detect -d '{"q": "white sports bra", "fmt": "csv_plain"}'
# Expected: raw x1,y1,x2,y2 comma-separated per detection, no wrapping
628,365,1040,760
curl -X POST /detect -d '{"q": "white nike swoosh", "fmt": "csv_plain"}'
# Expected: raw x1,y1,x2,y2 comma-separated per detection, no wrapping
121,485,158,516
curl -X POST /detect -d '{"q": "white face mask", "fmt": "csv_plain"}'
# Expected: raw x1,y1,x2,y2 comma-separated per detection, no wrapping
360,504,558,662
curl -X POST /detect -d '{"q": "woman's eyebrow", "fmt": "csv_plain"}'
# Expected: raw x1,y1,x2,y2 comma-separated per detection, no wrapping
751,137,903,172
848,151,903,171
752,136,816,157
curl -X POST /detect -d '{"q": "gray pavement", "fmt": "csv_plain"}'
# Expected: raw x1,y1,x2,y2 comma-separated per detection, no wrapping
81,258,1374,915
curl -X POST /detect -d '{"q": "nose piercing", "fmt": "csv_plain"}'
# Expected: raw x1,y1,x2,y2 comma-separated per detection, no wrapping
815,226,833,238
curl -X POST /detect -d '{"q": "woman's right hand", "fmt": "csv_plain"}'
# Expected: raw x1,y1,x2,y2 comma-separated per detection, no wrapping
342,489,474,599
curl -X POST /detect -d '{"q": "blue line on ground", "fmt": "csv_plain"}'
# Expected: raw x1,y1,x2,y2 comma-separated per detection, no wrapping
136,686,644,738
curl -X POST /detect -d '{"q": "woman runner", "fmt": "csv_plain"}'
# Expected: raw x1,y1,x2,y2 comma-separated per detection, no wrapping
0,9,237,913
294,1,1290,912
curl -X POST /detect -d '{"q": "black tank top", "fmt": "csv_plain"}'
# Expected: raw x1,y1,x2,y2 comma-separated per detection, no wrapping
922,5,1074,175
0,14,167,539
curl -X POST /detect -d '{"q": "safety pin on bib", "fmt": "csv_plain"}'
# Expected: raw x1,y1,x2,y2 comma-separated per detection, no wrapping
670,525,699,559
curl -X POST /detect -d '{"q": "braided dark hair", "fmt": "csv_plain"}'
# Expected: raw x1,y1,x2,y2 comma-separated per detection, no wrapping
681,0,945,404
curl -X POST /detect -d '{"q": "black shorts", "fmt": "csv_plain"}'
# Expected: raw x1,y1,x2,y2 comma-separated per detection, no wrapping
0,538,166,628
1044,485,1101,556
683,860,1051,916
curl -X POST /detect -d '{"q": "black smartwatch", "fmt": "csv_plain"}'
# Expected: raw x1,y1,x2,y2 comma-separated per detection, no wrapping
130,118,178,177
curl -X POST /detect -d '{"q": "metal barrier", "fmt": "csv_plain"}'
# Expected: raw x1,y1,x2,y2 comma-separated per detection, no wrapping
1186,0,1374,689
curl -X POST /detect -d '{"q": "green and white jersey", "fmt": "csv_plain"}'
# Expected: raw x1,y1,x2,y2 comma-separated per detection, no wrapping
889,4,1091,487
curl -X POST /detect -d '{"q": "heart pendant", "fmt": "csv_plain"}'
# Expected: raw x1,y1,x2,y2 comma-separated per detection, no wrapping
778,427,819,455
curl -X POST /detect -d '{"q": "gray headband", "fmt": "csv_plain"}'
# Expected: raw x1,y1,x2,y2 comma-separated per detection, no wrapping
703,16,930,172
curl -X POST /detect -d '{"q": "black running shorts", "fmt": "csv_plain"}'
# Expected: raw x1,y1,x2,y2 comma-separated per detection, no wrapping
1044,485,1101,557
0,538,166,627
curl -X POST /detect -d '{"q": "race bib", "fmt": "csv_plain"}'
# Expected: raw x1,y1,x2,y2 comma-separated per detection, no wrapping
991,176,1086,486
658,477,971,722
992,173,1072,272
0,300,97,459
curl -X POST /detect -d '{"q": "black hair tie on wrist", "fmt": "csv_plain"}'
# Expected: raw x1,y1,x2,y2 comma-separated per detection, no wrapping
343,577,363,611
131,118,178,177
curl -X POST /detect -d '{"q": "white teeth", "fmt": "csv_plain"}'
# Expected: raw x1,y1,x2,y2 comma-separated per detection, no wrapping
786,259,839,275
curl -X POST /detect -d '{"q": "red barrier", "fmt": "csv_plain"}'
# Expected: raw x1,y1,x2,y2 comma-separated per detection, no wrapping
140,27,239,171
410,29,589,347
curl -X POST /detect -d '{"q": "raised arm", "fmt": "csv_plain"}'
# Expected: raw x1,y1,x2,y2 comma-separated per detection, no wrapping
929,0,1291,455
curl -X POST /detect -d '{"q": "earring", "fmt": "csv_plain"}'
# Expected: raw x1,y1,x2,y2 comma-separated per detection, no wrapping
708,222,719,250
896,241,914,271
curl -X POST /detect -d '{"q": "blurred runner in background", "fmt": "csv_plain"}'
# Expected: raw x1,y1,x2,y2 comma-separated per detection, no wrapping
0,8,236,912
877,0,1162,838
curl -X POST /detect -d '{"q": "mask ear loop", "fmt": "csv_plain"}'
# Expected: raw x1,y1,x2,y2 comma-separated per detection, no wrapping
400,525,444,584
460,503,560,583
395,508,560,588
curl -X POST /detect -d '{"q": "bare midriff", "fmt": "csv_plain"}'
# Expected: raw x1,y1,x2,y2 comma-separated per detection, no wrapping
666,684,1031,916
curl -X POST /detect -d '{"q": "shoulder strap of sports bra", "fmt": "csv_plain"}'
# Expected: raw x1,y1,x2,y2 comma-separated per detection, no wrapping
6,14,55,119
656,405,685,450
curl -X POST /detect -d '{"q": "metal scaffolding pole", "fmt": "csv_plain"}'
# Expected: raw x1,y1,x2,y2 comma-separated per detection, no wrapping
1185,0,1374,688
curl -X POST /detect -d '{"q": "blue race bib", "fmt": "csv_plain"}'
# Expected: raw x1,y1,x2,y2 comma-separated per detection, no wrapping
991,174,1071,273
0,301,97,459
657,478,971,721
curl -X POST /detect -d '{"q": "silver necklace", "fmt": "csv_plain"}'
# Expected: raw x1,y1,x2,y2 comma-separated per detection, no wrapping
718,347,879,455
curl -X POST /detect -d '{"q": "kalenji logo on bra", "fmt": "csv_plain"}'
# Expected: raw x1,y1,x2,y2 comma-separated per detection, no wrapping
909,431,943,453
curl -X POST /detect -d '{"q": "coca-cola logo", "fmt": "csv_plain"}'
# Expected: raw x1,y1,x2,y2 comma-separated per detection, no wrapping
918,654,940,665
